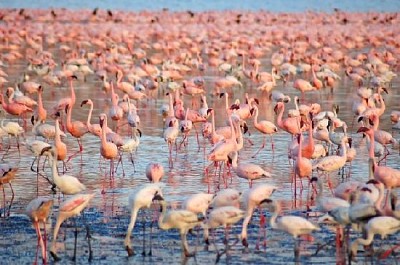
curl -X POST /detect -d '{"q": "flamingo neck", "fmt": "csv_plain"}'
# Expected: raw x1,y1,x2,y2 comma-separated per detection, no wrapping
70,80,76,105
374,185,385,211
55,119,62,143
253,107,259,126
101,119,108,145
269,202,280,230
87,103,93,127
158,201,168,230
50,154,60,183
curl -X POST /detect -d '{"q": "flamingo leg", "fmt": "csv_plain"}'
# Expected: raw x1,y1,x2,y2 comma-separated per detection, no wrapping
252,136,266,158
142,213,146,256
73,218,78,262
7,183,14,216
82,212,93,262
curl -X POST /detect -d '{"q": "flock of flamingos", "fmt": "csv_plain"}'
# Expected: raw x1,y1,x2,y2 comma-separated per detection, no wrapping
0,7,400,264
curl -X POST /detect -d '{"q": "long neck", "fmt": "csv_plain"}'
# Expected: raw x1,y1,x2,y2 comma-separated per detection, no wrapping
276,105,284,128
340,139,347,159
50,154,59,183
70,79,76,106
269,202,280,230
101,118,107,145
253,107,259,126
87,102,93,127
66,106,72,128
158,201,168,230
236,123,243,150
55,119,61,142
211,110,216,133
38,90,44,111
298,135,303,159
7,89,15,103
168,93,174,117
374,185,385,211
231,151,238,169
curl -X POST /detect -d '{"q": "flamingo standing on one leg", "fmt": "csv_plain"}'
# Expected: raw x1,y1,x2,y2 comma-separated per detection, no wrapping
25,197,53,265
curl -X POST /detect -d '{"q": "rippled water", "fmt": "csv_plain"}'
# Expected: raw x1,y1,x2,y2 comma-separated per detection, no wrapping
0,8,399,265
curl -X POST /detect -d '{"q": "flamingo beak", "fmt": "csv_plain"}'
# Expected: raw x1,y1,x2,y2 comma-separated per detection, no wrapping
81,100,88,107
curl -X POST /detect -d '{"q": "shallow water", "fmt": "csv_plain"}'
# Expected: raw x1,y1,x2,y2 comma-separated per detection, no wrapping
2,0,400,12
0,8,399,265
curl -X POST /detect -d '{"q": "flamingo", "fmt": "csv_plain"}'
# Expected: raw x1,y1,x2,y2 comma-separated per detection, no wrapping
124,183,163,256
152,194,204,257
0,165,18,217
294,133,313,193
50,193,95,262
32,85,47,122
163,119,179,169
25,197,53,265
51,76,77,116
80,99,103,137
211,188,242,208
65,103,89,162
0,93,33,118
349,216,400,261
99,113,119,177
229,151,271,187
274,102,302,136
241,184,277,248
145,163,164,183
6,86,37,108
118,128,142,173
183,193,215,217
312,136,349,189
263,199,320,258
203,206,245,245
54,113,67,173
251,104,278,156
357,127,400,207
41,146,86,195
0,113,25,156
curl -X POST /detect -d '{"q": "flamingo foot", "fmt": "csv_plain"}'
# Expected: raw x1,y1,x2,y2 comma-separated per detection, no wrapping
126,246,135,257
50,251,61,262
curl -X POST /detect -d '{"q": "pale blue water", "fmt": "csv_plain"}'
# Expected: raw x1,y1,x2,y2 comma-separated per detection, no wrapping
1,0,400,12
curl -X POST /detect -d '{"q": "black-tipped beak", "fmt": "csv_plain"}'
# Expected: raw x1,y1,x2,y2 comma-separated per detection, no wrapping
260,198,273,205
81,100,88,107
152,193,164,202
40,146,52,156
137,128,142,137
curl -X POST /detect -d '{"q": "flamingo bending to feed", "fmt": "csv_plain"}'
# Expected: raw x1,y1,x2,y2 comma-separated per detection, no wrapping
50,193,95,262
25,197,53,265
124,184,163,256
241,184,277,248
152,194,204,257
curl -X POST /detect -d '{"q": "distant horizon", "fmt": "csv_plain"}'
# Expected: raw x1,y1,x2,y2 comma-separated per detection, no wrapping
1,0,400,12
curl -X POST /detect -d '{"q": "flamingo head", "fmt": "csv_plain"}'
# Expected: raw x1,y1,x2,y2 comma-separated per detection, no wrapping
273,103,282,114
356,126,369,134
152,191,164,202
80,99,88,107
348,137,353,148
99,114,106,128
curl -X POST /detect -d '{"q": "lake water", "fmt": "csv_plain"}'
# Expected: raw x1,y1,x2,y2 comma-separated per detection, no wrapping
0,6,399,265
2,0,400,12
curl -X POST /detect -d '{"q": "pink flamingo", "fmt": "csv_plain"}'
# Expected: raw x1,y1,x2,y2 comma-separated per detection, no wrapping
65,104,89,162
109,83,124,130
25,197,53,265
99,113,119,177
51,76,77,116
251,104,278,157
50,193,95,262
357,127,400,208
33,86,47,122
146,163,164,183
163,119,179,169
294,133,313,194
54,113,68,172
274,102,302,136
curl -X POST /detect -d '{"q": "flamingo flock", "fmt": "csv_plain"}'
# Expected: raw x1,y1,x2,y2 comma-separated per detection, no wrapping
0,7,399,264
